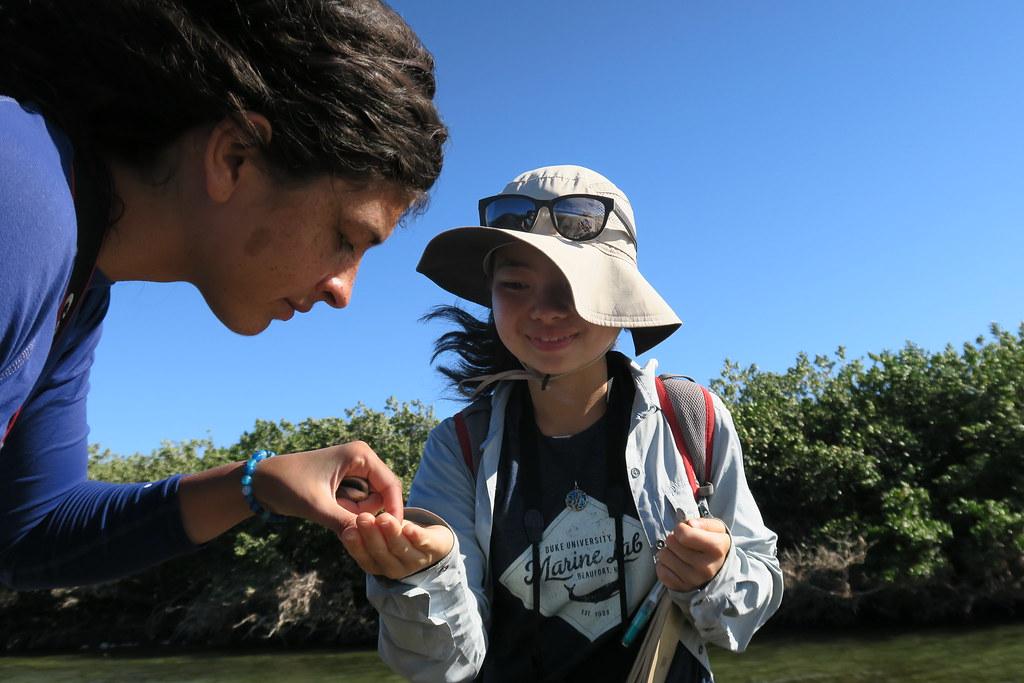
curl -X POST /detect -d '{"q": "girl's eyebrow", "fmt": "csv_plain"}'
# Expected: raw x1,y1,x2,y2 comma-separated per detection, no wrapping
494,258,530,270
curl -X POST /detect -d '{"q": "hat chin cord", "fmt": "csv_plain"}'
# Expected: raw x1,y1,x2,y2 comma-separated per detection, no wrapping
461,338,618,399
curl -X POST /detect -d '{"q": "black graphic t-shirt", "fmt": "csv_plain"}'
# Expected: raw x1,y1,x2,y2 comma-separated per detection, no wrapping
478,382,657,683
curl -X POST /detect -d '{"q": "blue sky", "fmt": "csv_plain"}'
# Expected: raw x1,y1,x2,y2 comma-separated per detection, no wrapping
89,1,1024,455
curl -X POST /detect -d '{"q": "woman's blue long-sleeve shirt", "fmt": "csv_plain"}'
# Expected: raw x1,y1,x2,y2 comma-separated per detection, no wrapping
0,96,198,589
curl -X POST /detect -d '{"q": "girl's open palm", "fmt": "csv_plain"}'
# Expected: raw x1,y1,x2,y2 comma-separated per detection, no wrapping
341,512,454,580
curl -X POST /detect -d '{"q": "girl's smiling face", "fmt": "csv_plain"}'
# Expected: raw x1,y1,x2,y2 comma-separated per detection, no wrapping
490,242,619,376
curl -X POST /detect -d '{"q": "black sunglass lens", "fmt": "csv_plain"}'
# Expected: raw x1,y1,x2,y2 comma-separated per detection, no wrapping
551,197,607,240
483,197,538,231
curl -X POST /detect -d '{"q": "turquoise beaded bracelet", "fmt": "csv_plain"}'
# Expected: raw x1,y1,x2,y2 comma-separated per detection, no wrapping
242,449,285,523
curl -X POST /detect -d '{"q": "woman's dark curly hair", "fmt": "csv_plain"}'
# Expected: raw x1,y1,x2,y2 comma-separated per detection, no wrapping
423,305,520,400
0,0,446,213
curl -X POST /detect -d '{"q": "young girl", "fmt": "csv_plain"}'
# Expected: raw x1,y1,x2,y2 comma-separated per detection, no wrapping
342,166,783,682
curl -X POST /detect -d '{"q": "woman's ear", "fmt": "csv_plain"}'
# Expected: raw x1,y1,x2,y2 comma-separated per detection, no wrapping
203,112,273,204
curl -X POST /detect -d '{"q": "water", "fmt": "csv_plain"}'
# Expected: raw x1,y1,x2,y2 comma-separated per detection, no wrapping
1,623,1021,682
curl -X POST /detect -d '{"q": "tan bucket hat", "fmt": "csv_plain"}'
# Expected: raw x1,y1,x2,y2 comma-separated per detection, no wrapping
416,165,682,355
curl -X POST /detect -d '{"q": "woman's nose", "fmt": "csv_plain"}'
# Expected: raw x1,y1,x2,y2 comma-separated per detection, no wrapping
320,264,359,309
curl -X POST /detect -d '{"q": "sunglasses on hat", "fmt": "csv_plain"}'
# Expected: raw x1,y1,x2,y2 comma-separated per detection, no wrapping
478,194,637,247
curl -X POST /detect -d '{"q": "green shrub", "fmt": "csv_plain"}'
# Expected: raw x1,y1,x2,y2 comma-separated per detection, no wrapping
713,323,1024,622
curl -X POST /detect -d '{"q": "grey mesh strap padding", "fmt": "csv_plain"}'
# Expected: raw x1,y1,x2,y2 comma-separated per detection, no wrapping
658,375,714,499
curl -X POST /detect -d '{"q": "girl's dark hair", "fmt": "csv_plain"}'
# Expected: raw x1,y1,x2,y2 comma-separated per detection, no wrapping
0,0,446,210
423,305,519,400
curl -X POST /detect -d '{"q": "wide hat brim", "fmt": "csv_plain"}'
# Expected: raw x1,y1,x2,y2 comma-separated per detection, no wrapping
416,226,682,356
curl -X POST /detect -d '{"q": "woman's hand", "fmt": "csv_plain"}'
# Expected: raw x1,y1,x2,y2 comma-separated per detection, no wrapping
340,512,455,580
179,441,403,544
254,442,404,531
655,517,731,592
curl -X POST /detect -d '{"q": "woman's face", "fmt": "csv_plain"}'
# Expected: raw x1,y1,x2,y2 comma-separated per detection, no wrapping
196,172,409,335
491,242,619,376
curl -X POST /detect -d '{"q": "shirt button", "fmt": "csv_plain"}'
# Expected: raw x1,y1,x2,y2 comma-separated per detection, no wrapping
698,645,704,654
630,467,641,478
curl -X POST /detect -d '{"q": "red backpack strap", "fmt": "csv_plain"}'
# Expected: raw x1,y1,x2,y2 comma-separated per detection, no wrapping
454,410,475,475
656,375,716,503
2,407,23,449
453,395,493,478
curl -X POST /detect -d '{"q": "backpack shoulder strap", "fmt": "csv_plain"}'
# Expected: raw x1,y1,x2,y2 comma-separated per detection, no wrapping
656,374,716,504
453,395,493,477
57,154,106,342
3,158,104,450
